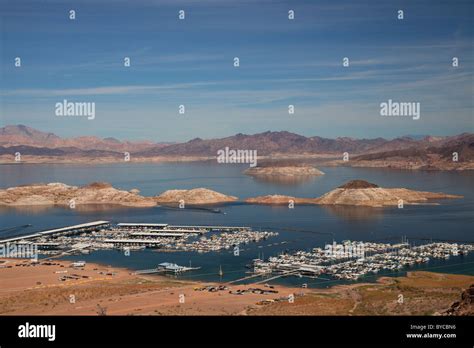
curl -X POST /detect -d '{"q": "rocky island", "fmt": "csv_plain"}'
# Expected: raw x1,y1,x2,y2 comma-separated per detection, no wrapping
0,182,155,207
0,183,238,207
245,194,316,205
154,188,238,205
0,180,461,209
314,180,462,207
245,165,324,177
245,180,462,207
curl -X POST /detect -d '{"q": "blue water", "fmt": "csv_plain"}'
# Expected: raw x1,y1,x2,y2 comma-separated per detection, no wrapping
1,162,473,287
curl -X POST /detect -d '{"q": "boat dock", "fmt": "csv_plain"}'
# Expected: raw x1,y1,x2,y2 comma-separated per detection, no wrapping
135,262,201,275
169,225,250,231
252,241,474,281
0,220,277,257
0,221,110,244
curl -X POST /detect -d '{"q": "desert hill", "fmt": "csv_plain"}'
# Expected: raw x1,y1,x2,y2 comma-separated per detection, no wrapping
245,165,324,177
0,182,155,207
246,180,462,207
314,180,462,207
154,188,238,205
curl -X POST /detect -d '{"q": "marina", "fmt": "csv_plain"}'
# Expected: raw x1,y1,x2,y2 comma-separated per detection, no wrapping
1,219,473,287
252,241,474,282
0,221,278,257
0,221,111,244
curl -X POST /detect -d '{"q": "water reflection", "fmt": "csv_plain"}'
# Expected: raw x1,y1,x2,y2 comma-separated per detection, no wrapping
0,205,53,214
0,204,138,214
250,174,319,186
322,205,385,221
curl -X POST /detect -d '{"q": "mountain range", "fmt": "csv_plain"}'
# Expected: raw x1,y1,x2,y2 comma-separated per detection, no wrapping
1,124,471,155
0,124,169,153
0,125,473,168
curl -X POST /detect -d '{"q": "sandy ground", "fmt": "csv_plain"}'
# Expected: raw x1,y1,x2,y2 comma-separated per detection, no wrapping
0,258,306,315
1,258,472,316
248,272,474,315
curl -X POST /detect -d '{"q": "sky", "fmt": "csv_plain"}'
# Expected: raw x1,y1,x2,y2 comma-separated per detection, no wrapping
0,0,473,142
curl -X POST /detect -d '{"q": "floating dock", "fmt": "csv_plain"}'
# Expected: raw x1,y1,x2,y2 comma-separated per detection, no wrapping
0,220,276,257
0,221,110,243
135,262,201,275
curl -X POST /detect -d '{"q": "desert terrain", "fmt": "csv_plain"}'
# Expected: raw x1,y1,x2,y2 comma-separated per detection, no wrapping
245,165,324,177
0,258,305,315
155,188,238,205
245,180,462,207
0,183,238,207
0,258,471,316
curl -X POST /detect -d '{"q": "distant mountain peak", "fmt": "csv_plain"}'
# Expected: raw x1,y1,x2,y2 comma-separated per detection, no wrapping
103,137,121,143
0,124,164,153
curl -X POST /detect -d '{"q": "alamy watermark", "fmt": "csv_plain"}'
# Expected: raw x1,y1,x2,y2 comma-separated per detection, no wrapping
324,241,365,259
0,243,38,259
380,99,420,120
18,322,55,342
55,99,95,120
217,147,257,167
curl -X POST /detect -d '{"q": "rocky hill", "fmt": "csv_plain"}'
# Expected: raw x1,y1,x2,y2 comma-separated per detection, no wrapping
338,180,379,189
0,183,240,207
314,180,462,207
245,180,462,207
245,165,324,177
154,188,238,205
349,133,474,170
245,195,316,205
0,182,155,207
444,284,474,316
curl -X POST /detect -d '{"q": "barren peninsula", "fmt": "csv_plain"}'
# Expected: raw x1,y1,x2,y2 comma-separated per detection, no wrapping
0,183,238,207
245,165,324,177
245,180,462,207
154,188,238,205
0,182,155,207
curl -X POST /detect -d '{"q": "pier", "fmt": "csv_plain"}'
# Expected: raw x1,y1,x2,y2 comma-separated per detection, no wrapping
0,220,277,257
252,270,299,284
169,225,250,231
134,262,201,275
0,221,110,244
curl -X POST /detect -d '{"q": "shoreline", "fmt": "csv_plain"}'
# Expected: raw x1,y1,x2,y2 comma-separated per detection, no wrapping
0,154,332,166
0,257,308,316
0,257,472,315
1,155,473,171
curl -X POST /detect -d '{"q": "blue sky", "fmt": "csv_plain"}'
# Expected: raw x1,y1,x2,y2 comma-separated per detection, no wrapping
0,0,473,141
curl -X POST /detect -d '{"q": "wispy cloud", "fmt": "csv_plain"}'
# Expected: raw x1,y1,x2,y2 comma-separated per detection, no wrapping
1,0,472,139
0,82,220,97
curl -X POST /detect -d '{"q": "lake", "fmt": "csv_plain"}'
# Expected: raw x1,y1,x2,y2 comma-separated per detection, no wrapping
1,162,473,287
